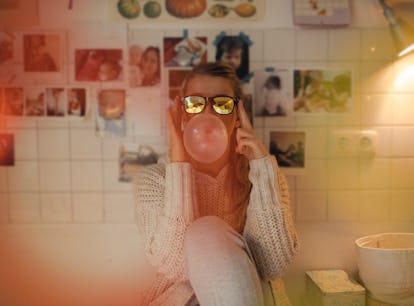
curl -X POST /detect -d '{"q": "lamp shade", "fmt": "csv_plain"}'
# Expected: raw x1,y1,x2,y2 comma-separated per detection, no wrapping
379,0,414,57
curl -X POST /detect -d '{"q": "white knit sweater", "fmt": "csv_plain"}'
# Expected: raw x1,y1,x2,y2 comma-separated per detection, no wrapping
134,155,299,306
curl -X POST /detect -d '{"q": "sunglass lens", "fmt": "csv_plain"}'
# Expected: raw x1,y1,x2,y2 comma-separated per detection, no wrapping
212,97,235,114
184,96,205,114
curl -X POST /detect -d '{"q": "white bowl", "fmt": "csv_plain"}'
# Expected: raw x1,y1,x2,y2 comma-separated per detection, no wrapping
355,233,414,306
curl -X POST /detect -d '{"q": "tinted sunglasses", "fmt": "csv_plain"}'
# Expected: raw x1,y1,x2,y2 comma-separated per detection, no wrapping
182,95,239,115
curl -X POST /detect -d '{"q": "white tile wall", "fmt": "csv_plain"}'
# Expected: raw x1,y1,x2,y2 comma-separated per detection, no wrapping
359,158,391,189
73,193,103,223
390,190,414,222
0,169,7,192
371,127,393,157
104,192,135,223
243,29,264,63
328,29,361,61
359,190,390,222
2,0,414,304
361,28,394,61
296,159,328,190
71,161,103,191
8,193,40,222
0,193,8,223
393,94,414,125
39,161,71,191
264,29,296,61
391,158,414,188
327,191,360,222
361,61,396,93
12,129,38,160
360,94,394,126
296,30,328,61
38,129,70,160
302,127,328,158
40,193,72,222
8,161,39,192
328,159,360,190
70,128,102,160
296,191,327,222
391,127,414,157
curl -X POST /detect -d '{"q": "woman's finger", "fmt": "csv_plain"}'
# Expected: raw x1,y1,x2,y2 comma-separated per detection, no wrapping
237,100,253,132
236,138,263,158
168,96,187,162
236,127,269,160
168,96,182,130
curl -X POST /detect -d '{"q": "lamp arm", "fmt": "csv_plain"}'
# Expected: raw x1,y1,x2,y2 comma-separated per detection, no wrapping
378,0,399,26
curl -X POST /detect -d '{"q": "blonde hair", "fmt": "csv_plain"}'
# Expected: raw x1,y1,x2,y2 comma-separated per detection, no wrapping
182,62,252,230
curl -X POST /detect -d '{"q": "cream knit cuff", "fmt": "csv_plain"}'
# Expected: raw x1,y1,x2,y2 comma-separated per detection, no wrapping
248,155,282,210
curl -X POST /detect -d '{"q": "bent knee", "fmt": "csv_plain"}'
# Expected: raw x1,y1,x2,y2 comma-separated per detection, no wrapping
184,216,233,256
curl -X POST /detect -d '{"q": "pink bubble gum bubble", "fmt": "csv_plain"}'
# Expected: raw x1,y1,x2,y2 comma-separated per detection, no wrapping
183,113,228,164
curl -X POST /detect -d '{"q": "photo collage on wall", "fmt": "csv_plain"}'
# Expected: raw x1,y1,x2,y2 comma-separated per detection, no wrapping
0,86,87,119
1,29,88,120
0,19,353,178
253,67,353,117
254,66,353,174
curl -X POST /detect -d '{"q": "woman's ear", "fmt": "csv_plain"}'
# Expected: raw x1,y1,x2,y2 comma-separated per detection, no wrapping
235,119,241,128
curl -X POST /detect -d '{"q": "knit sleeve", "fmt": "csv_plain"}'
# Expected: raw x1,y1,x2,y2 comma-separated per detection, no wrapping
243,155,299,281
134,162,197,280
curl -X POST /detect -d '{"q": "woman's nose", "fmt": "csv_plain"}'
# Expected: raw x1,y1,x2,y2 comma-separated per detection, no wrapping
204,102,214,114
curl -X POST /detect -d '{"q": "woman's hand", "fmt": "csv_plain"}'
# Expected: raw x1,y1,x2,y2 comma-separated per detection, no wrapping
235,100,269,160
167,96,187,162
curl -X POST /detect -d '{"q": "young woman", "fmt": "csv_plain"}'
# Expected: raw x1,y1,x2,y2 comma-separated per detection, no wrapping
140,46,161,87
135,62,299,306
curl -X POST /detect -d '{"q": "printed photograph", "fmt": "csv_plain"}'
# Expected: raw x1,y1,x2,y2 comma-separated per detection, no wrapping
293,69,352,113
164,36,207,68
128,29,162,88
23,33,61,72
96,89,126,137
3,87,24,116
25,86,45,116
0,133,14,166
45,87,66,117
268,130,306,171
67,88,87,117
254,69,291,117
128,44,161,87
75,49,123,82
119,142,168,182
215,34,250,82
0,31,15,84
